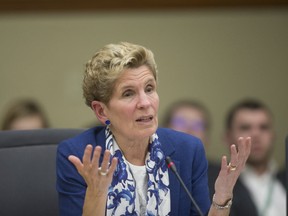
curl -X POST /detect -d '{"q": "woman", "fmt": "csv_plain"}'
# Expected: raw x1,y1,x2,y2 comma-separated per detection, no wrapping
56,42,251,216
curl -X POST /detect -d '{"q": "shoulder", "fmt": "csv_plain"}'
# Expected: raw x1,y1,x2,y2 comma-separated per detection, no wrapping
156,127,206,158
157,127,201,142
57,126,106,158
157,127,204,148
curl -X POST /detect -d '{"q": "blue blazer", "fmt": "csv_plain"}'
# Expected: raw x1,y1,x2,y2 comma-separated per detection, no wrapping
57,127,211,216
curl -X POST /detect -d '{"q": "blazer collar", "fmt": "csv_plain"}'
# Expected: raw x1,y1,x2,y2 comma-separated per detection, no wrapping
157,128,181,216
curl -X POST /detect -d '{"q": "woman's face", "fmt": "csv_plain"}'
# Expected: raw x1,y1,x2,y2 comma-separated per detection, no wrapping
104,65,159,142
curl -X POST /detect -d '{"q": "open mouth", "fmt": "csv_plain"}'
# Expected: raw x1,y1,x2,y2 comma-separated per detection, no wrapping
136,115,153,122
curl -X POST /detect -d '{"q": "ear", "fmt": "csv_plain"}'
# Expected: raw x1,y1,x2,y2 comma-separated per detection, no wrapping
91,101,108,125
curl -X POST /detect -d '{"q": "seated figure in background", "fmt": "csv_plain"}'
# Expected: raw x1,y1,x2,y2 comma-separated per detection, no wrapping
224,98,286,216
1,98,50,130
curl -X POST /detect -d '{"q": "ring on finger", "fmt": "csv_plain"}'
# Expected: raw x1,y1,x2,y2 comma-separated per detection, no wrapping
228,162,237,171
98,167,108,176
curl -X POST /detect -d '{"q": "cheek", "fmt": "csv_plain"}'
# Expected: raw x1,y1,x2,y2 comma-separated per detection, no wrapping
238,128,253,137
231,131,244,143
154,101,159,111
120,108,134,118
233,130,245,137
109,105,131,122
152,94,160,110
122,106,137,120
261,133,274,144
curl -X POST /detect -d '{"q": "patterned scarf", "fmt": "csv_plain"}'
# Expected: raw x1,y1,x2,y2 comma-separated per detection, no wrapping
105,127,171,216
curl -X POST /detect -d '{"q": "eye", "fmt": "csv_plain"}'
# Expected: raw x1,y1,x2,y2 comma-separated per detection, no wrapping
123,90,134,97
260,124,270,131
145,84,155,93
239,124,251,131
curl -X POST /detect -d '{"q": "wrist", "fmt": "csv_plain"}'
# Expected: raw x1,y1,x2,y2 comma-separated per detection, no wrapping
213,191,233,204
86,186,107,199
212,194,233,210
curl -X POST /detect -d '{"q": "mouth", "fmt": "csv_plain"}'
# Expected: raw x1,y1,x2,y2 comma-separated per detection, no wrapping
251,145,263,152
136,115,153,122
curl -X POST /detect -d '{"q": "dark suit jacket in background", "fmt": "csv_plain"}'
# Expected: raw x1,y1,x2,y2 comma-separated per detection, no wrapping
207,161,221,201
207,158,286,216
231,169,286,216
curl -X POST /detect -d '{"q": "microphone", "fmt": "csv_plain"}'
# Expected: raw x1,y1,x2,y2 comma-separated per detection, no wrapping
166,156,204,216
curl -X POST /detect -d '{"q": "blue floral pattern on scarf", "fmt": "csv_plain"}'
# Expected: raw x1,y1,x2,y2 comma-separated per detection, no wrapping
105,127,171,216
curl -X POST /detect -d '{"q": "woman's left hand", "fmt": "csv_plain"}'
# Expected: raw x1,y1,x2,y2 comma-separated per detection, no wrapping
213,137,251,204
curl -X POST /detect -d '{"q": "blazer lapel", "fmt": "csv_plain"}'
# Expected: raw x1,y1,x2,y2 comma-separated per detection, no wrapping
157,128,181,216
168,159,181,216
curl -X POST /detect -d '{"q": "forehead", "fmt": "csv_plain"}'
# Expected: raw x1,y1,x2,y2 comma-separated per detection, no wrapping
116,65,156,87
233,109,272,125
11,115,43,128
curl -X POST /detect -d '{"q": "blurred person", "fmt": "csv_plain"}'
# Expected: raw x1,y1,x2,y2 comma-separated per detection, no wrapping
1,98,50,130
56,42,251,216
224,99,286,216
163,100,211,147
162,99,220,200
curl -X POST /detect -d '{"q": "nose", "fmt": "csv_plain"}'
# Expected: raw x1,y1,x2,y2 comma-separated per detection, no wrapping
249,127,261,141
136,91,151,109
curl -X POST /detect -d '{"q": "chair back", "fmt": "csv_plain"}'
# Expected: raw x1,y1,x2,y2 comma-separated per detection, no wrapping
0,128,85,216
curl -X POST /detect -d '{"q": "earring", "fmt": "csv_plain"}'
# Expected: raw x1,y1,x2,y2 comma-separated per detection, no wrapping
105,120,111,125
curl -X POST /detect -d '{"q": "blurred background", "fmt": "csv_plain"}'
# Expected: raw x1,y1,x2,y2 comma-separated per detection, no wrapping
0,1,287,166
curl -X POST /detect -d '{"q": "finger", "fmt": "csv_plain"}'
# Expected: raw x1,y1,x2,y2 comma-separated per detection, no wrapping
238,137,250,154
237,137,251,166
90,146,102,175
68,155,83,173
242,137,251,163
100,150,112,172
108,157,118,176
244,137,252,156
229,144,238,167
82,144,93,167
221,155,228,172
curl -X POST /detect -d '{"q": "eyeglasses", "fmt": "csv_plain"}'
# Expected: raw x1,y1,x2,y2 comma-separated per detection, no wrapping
171,117,206,132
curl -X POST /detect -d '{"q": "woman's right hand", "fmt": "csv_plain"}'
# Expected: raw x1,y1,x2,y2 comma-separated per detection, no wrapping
68,145,118,216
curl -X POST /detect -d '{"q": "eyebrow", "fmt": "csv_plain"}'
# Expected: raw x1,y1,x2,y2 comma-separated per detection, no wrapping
119,78,156,90
145,78,156,85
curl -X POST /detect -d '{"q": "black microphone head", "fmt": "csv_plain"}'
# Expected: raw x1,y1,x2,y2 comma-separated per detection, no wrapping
165,156,172,165
165,156,177,173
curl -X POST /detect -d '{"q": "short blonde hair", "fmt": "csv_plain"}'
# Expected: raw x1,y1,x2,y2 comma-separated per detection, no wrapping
83,42,158,107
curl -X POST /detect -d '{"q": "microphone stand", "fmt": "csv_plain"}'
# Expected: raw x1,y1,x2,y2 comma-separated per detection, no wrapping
166,156,204,216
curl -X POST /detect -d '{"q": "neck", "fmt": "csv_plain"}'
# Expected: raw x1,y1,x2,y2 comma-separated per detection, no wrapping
116,137,150,166
248,161,270,175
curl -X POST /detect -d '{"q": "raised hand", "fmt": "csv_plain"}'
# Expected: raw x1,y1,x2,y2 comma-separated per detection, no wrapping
68,145,118,216
213,137,251,204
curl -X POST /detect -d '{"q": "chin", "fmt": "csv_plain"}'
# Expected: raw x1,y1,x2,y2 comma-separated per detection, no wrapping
138,126,157,138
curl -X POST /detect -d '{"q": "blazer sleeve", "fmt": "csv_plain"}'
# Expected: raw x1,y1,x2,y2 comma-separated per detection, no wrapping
56,139,87,216
175,134,210,215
